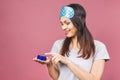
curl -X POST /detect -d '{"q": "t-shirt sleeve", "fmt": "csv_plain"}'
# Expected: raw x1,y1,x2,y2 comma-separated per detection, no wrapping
94,42,110,61
50,39,63,53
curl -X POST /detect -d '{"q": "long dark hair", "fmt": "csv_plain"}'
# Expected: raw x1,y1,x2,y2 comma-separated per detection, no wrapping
60,4,95,59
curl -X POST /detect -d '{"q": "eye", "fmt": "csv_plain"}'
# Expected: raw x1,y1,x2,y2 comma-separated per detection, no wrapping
66,22,70,25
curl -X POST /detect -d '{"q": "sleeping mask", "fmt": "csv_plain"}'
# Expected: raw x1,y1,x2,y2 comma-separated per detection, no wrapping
60,6,75,19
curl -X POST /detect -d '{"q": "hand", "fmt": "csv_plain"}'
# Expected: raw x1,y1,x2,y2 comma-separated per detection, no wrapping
45,53,68,65
33,57,50,64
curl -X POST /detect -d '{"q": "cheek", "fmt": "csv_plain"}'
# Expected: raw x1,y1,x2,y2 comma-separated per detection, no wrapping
70,25,77,31
71,27,78,34
68,24,74,29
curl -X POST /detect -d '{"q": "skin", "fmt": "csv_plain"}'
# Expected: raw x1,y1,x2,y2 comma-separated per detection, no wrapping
33,17,105,80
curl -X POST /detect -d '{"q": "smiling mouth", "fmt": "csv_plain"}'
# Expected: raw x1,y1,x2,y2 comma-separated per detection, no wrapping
64,29,70,35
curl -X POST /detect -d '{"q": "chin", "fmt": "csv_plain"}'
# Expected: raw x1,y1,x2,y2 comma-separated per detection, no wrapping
66,35,73,38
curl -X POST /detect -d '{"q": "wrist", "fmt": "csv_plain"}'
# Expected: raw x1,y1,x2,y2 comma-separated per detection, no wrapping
65,59,72,66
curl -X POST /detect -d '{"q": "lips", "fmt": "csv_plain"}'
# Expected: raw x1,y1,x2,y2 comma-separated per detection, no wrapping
64,29,70,35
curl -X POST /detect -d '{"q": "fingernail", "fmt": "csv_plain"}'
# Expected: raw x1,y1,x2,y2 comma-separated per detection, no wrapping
45,53,48,55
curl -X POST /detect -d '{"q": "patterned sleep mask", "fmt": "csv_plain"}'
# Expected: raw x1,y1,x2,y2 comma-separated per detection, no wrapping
60,6,75,18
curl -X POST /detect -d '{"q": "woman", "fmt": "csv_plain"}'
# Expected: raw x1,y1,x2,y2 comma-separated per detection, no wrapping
33,3,110,80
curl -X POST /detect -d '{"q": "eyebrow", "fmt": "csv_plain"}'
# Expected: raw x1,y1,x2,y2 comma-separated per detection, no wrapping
60,20,69,23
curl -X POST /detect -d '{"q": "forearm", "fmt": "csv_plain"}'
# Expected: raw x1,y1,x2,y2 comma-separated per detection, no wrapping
47,64,59,80
66,61,95,80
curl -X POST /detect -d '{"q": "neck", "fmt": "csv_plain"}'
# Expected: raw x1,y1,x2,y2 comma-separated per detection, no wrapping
71,36,80,49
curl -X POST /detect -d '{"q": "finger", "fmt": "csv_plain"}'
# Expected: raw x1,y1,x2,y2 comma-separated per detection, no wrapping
33,57,37,61
33,57,50,64
52,55,61,64
54,57,60,64
45,53,56,57
33,57,41,62
52,54,58,61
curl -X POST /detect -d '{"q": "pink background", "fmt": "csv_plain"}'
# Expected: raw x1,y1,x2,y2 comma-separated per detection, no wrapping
0,0,119,80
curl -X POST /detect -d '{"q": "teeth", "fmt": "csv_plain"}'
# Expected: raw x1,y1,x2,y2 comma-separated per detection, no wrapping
65,30,69,32
65,29,70,32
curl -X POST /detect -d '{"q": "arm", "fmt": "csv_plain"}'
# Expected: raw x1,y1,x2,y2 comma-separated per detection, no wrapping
33,57,59,80
66,59,105,80
47,62,59,80
45,53,105,80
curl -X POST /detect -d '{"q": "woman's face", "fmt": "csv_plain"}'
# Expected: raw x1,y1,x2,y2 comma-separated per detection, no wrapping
60,17,77,38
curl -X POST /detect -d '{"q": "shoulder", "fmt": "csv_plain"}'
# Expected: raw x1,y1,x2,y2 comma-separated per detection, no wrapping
93,40,110,61
94,40,106,48
54,38,65,44
94,40,108,53
52,38,65,48
51,38,65,52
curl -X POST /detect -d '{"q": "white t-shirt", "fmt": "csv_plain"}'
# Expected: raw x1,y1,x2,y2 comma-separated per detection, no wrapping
51,39,110,80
